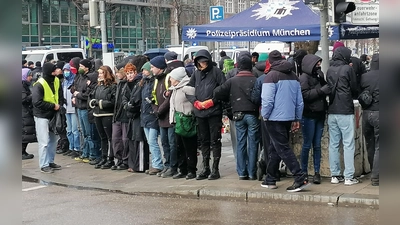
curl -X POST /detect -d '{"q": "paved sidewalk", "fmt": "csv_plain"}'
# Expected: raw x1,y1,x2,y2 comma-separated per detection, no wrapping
22,134,378,207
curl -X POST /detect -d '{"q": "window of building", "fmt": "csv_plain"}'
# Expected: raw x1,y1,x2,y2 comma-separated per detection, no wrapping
30,24,38,35
129,11,136,27
61,26,70,36
51,25,60,36
60,1,70,24
22,24,30,35
249,1,258,7
238,0,246,12
225,0,234,13
22,1,29,23
121,11,129,26
42,0,50,23
29,0,38,23
51,0,60,23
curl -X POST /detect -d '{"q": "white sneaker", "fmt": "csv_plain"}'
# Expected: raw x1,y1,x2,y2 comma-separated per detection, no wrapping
261,183,278,189
331,176,344,184
344,178,359,186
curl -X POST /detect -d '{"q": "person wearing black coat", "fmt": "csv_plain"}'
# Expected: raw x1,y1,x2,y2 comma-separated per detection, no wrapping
88,65,117,169
360,53,379,186
299,54,330,184
186,49,226,180
31,62,64,173
22,68,36,160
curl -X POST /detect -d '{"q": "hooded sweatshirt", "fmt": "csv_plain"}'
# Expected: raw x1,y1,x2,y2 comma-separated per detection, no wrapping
168,76,195,124
326,46,358,115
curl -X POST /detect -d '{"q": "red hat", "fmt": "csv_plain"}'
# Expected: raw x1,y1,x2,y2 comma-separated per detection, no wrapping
333,41,345,52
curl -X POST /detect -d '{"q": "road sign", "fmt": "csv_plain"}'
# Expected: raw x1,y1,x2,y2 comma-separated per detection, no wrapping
350,3,379,24
210,6,224,23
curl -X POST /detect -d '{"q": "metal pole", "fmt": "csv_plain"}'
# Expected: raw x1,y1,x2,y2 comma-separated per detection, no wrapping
319,0,330,75
99,0,107,54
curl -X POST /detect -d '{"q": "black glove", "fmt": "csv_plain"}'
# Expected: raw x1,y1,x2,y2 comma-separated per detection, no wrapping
92,99,99,106
125,103,134,111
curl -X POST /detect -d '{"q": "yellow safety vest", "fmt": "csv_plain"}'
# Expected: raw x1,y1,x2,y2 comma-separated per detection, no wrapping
34,77,60,104
152,73,170,106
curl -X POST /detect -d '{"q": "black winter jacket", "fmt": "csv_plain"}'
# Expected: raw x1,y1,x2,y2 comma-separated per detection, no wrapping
89,83,116,117
326,47,358,115
186,50,226,118
360,53,379,111
32,75,64,120
124,75,143,120
73,71,97,110
252,61,266,78
140,75,159,129
113,80,129,123
299,54,329,119
31,67,42,83
214,71,258,115
22,81,36,143
151,72,172,128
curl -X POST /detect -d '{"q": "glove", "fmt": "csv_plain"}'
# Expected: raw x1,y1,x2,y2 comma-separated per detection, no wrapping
201,99,214,110
93,99,99,106
194,101,203,110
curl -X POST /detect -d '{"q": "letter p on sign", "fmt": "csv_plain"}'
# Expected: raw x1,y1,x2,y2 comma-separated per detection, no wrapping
210,6,224,22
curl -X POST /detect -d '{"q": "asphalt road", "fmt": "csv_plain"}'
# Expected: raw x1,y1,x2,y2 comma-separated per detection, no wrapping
22,182,378,225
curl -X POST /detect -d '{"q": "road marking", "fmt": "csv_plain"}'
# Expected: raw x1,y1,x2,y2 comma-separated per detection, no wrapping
22,185,47,192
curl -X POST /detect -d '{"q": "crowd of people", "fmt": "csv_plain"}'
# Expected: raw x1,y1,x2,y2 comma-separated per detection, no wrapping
21,41,379,193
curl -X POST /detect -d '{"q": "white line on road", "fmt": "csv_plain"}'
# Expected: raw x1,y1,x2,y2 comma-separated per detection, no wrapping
22,185,47,192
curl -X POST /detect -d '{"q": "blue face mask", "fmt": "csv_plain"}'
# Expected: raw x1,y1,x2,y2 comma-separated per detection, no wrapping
64,71,71,78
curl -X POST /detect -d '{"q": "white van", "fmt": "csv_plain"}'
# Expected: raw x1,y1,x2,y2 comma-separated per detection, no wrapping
166,45,208,61
253,42,291,58
212,48,249,65
23,46,86,66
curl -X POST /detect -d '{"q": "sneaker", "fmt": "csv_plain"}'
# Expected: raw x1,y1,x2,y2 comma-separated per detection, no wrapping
49,163,61,170
82,158,90,163
148,168,162,175
162,168,178,178
260,182,278,189
89,158,101,165
286,179,311,193
331,176,345,184
371,180,379,186
63,150,73,156
344,178,359,186
157,167,168,177
313,173,321,184
69,151,80,158
74,156,84,161
41,166,54,174
22,153,34,160
173,172,187,179
186,172,196,180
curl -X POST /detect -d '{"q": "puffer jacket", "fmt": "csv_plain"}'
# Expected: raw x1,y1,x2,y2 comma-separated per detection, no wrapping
299,54,329,119
169,76,195,124
22,81,36,143
326,47,358,115
261,60,303,121
186,49,226,118
88,83,117,117
140,75,159,129
73,71,97,110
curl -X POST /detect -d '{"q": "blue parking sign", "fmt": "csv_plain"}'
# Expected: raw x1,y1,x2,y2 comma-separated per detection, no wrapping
210,6,224,22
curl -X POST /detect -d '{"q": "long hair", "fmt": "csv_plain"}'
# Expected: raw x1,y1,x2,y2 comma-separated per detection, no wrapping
98,65,116,86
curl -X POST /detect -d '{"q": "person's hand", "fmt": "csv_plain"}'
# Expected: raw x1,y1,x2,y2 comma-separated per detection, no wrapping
92,99,98,106
291,121,300,132
54,104,60,111
73,91,79,97
201,99,214,110
194,101,203,110
72,98,76,105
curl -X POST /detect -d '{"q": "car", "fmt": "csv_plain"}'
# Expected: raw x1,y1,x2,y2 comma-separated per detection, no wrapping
167,45,209,61
23,46,86,65
143,48,170,60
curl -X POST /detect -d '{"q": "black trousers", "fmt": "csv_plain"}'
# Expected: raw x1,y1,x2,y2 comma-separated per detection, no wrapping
94,116,113,157
128,140,150,172
265,121,305,184
22,143,28,153
362,110,379,179
176,133,198,174
197,115,223,159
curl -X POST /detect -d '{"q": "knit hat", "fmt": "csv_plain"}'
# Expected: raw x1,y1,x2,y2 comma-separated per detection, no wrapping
258,52,269,62
141,61,151,72
42,62,57,76
56,61,65,70
332,41,345,52
268,50,283,63
63,63,71,71
164,51,178,61
79,59,92,69
150,56,167,69
169,67,187,81
237,55,253,71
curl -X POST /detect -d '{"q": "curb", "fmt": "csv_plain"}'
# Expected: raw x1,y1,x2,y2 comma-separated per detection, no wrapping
22,172,379,208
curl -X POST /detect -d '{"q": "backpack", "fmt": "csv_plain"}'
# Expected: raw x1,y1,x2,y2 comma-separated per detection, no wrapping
358,89,373,108
222,59,234,74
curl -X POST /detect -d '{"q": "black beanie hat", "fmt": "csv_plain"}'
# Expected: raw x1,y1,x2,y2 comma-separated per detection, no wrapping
79,59,92,69
237,55,253,71
56,61,65,70
269,50,283,63
42,62,57,76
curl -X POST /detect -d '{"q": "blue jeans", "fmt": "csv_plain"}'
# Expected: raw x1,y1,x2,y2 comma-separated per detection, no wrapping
300,116,325,174
65,113,80,151
235,114,260,178
77,109,95,158
144,127,163,170
328,114,355,179
160,127,177,169
34,117,59,168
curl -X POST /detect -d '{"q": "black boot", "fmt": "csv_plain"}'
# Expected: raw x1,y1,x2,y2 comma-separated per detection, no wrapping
101,158,115,169
208,157,220,180
196,158,211,180
94,156,108,169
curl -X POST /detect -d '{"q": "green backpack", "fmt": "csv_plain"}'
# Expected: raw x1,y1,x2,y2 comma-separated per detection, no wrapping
222,59,234,74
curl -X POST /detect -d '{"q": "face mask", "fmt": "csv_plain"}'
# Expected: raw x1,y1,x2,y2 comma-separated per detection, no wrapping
64,71,71,78
70,67,77,75
78,68,85,74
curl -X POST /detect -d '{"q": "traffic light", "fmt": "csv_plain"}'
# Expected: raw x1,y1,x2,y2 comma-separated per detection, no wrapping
83,0,99,27
333,0,356,23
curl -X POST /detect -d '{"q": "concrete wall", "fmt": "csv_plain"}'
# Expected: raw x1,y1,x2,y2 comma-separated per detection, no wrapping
290,101,371,177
